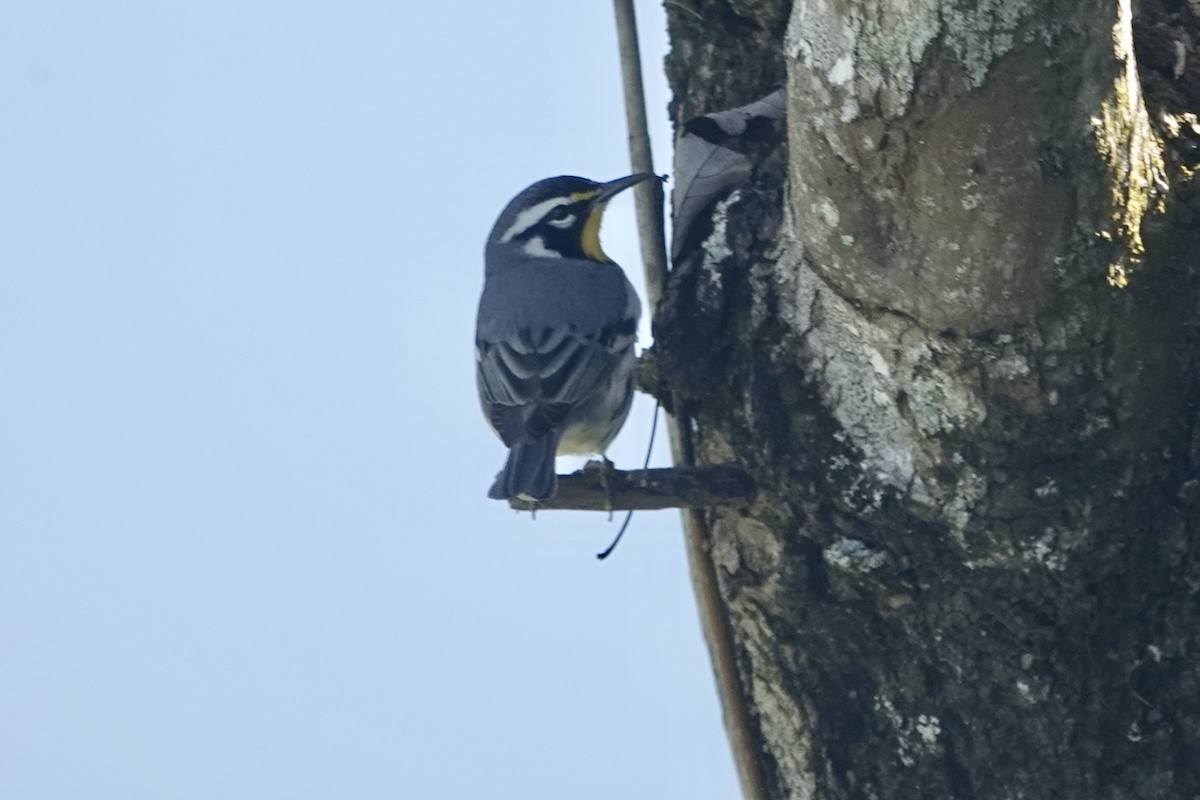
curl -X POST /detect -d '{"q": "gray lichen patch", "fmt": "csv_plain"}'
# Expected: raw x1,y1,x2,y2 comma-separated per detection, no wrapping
701,192,740,266
824,537,888,572
750,680,818,800
733,600,819,800
942,0,1036,86
899,343,987,437
786,0,1035,122
992,352,1032,381
785,0,939,120
737,516,786,577
941,465,987,542
774,219,990,526
783,0,1098,332
784,59,1072,330
874,694,945,767
781,241,925,503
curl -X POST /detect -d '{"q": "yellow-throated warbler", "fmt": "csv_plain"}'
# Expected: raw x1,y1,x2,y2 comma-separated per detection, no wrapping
476,174,654,501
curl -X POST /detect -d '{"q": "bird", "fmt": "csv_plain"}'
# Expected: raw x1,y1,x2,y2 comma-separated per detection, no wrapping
475,173,655,501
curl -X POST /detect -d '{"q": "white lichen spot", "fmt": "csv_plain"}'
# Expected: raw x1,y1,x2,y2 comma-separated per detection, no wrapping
867,348,892,379
943,466,986,539
1081,413,1112,437
1029,529,1066,571
875,695,943,766
824,537,888,572
1034,479,1058,498
712,534,740,575
817,198,840,228
901,346,987,437
1015,675,1051,704
915,715,941,745
961,194,982,211
873,388,892,407
873,695,909,762
828,54,855,85
840,96,860,123
701,192,738,265
840,234,856,246
993,353,1031,380
1147,644,1162,662
841,473,886,514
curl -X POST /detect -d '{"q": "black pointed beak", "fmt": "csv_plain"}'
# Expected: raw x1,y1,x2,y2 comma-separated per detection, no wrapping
594,172,659,203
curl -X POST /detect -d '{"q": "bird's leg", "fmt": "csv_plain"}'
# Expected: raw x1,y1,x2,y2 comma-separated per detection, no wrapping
584,458,616,520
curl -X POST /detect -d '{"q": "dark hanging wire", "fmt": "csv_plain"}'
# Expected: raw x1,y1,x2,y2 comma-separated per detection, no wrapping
596,399,661,560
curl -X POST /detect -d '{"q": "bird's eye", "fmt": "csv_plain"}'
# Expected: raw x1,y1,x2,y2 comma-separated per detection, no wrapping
546,206,576,228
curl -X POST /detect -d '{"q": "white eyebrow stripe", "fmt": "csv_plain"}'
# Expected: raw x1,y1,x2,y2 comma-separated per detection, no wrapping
500,197,571,242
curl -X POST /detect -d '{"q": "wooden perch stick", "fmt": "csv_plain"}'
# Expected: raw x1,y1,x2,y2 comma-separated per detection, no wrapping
506,464,755,512
612,3,770,799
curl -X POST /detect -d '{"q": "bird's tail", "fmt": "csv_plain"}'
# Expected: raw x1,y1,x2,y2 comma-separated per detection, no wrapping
488,435,558,501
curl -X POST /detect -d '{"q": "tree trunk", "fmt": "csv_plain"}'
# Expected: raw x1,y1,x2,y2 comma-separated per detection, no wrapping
655,0,1200,797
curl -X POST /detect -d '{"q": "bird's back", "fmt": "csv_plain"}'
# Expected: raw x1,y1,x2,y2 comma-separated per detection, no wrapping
477,244,639,340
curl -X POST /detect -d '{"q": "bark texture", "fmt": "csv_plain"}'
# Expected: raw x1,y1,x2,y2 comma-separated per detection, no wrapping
655,0,1200,797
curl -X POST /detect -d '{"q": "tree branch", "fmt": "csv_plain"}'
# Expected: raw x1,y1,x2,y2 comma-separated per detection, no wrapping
505,464,756,512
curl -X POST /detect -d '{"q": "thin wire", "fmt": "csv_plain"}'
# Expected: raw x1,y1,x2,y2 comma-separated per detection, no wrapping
596,400,660,560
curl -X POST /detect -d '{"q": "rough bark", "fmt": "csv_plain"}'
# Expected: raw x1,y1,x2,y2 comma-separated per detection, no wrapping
654,0,1200,797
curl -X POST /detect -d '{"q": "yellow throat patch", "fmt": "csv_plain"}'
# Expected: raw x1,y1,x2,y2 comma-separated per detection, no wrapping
579,203,608,262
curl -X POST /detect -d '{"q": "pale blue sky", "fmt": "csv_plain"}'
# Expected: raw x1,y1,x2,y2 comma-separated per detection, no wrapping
0,2,739,798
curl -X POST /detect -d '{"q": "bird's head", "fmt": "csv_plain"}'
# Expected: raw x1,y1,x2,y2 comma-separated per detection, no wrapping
486,174,657,263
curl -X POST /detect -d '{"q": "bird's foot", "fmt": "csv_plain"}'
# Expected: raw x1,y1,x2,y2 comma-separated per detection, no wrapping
584,458,616,520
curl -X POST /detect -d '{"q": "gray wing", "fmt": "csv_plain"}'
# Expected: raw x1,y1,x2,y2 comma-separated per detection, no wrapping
475,254,641,445
476,318,637,446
